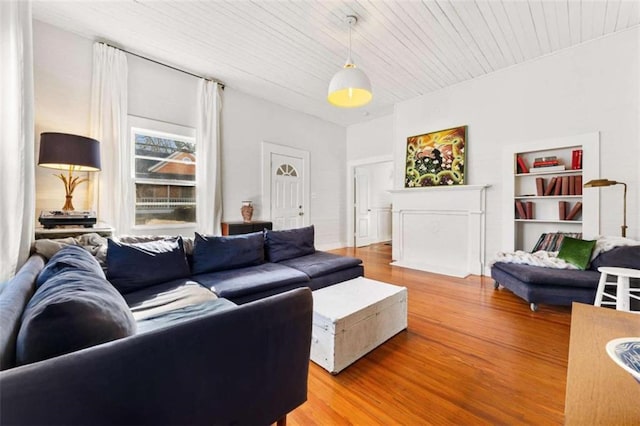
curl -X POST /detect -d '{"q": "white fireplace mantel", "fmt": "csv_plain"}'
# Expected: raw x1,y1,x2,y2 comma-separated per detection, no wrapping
389,184,489,278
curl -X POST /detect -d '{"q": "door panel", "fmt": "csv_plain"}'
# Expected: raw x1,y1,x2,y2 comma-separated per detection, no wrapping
355,168,372,247
271,154,304,230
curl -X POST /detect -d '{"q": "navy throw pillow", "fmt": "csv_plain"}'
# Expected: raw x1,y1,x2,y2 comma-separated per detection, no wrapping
191,232,264,275
16,269,136,365
37,245,105,287
265,225,315,263
106,237,190,294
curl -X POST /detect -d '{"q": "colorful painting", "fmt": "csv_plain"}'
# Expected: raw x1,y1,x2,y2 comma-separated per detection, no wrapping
404,125,466,187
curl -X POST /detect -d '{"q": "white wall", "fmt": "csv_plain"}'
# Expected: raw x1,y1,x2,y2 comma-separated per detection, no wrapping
392,28,639,263
346,114,394,161
33,20,347,247
222,88,346,248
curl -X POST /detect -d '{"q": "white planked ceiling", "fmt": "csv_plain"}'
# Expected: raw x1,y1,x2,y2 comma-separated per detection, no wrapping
32,0,640,127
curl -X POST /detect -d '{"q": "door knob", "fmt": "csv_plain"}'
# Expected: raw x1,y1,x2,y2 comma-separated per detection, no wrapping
299,212,304,216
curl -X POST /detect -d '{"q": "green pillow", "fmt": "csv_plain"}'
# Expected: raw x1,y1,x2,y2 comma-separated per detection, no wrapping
557,237,596,270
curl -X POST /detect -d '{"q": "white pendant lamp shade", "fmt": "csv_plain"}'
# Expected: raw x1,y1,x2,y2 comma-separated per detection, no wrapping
327,63,372,108
327,16,372,108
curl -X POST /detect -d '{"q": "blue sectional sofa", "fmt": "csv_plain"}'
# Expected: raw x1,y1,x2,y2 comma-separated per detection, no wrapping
491,245,640,311
0,225,363,425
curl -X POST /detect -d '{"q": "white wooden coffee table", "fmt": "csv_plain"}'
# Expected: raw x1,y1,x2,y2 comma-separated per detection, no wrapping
310,277,408,374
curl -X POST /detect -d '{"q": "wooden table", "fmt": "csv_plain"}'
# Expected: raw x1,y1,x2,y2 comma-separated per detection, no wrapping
565,303,640,425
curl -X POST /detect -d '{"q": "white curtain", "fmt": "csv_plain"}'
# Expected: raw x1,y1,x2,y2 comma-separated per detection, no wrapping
0,1,35,281
90,43,129,234
196,80,222,235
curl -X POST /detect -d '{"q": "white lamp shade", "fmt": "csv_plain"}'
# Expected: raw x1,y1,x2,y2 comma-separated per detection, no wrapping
327,65,372,108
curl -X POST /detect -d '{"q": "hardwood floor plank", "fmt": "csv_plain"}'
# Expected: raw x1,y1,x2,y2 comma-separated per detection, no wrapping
288,243,571,425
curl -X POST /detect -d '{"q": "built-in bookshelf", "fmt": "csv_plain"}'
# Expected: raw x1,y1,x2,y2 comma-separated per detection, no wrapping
502,133,600,252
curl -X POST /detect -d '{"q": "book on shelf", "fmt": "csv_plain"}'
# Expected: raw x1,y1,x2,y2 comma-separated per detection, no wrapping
571,149,583,170
553,177,562,195
529,165,566,173
532,160,560,167
516,156,529,173
543,177,557,196
568,175,575,195
525,202,534,220
534,156,557,162
566,202,583,220
535,177,545,196
575,175,583,195
558,201,568,220
515,200,527,219
561,176,569,195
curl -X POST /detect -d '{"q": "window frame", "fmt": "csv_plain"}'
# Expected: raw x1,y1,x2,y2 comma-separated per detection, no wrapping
128,115,197,231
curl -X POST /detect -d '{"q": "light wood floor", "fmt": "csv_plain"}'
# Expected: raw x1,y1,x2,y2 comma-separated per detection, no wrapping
288,243,572,425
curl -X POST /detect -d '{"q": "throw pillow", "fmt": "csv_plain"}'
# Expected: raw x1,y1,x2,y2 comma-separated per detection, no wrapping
191,232,264,275
265,225,315,263
106,237,190,294
557,237,597,270
37,245,105,287
16,269,136,365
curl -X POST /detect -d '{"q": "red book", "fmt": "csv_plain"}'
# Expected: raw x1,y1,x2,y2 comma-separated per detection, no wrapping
515,201,527,219
525,202,534,220
571,149,583,170
517,156,529,174
575,175,583,195
558,201,568,220
544,177,557,196
535,177,545,196
553,177,562,195
561,176,569,195
568,175,575,195
566,202,583,220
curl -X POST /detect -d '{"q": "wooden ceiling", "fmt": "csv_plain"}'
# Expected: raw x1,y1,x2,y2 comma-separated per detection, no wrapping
32,1,640,127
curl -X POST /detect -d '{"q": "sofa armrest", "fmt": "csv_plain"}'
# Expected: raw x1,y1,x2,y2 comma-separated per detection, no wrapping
0,287,313,426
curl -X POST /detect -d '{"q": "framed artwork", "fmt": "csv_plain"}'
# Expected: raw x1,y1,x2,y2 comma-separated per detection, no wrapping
404,125,467,187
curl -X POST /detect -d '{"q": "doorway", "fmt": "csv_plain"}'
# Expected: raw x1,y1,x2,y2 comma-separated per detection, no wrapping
262,142,310,230
350,158,393,247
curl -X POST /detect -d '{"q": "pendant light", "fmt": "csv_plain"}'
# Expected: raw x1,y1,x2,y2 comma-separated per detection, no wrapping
327,15,372,108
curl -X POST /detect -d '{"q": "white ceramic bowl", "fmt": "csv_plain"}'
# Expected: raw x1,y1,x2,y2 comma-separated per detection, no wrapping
606,337,640,383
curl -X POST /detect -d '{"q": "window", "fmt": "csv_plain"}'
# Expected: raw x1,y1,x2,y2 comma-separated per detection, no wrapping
132,127,196,226
276,163,298,177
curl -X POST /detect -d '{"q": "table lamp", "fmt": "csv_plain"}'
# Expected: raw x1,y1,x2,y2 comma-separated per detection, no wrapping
583,178,627,237
38,132,101,211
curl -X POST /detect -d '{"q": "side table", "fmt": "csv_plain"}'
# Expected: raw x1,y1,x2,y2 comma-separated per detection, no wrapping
35,224,114,240
221,221,273,236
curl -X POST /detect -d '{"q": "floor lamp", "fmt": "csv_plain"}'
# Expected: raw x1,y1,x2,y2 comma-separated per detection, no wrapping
583,179,627,237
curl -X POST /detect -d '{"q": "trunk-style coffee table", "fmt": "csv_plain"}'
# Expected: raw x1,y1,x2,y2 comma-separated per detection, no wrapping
310,277,408,374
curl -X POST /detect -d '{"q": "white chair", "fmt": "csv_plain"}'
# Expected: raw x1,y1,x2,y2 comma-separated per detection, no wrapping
594,267,640,312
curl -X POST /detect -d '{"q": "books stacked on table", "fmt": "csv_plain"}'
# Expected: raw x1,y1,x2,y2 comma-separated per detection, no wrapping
529,156,566,173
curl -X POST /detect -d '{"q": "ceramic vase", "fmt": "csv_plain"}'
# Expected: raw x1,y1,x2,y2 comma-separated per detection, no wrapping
241,201,254,223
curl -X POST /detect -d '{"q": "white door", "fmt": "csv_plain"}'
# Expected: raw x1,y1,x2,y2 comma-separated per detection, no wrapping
354,167,372,247
271,153,304,230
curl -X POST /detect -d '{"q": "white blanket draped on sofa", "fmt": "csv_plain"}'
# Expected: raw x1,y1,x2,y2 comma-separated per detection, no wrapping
492,236,640,270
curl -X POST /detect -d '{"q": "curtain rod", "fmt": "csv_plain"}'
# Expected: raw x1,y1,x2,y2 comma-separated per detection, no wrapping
99,42,225,89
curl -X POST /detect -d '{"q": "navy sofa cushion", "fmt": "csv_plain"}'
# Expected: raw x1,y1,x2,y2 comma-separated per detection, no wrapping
16,255,136,365
491,262,601,288
193,262,309,300
265,225,315,263
590,245,640,270
191,232,264,275
279,251,362,278
106,237,190,294
37,245,105,286
0,255,45,371
135,298,237,334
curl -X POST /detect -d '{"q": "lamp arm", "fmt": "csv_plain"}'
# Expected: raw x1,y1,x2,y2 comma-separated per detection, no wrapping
620,182,627,237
